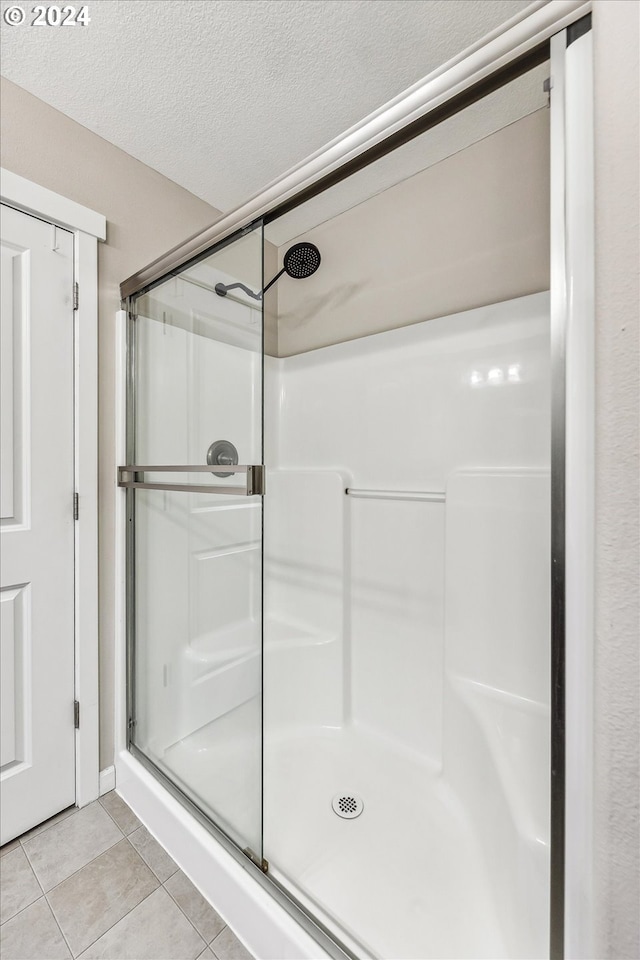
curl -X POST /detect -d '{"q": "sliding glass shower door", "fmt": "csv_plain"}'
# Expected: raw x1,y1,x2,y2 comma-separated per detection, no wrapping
126,224,264,861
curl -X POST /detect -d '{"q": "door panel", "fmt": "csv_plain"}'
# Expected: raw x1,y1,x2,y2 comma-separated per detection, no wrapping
129,225,264,858
0,205,76,844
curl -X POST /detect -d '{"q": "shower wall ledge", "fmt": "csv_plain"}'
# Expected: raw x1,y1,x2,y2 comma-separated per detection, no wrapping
452,675,550,845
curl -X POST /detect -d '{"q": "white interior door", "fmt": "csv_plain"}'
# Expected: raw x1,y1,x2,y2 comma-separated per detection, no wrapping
0,204,76,844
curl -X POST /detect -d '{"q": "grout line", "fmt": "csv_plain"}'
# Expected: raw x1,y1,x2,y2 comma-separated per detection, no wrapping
69,885,163,959
44,891,75,959
0,892,73,960
21,818,125,898
98,795,138,836
98,799,229,957
0,839,45,929
124,822,144,841
162,874,224,950
113,802,216,953
124,832,179,883
211,924,256,959
3,803,186,959
0,893,44,929
0,900,68,960
2,815,240,960
49,806,166,958
115,799,252,959
18,844,46,901
20,800,125,857
17,805,78,848
24,844,45,896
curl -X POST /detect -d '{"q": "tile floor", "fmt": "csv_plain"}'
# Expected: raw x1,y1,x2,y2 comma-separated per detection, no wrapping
0,793,255,960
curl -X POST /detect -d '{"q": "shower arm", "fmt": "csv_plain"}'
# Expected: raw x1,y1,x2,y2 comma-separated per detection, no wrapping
215,266,286,302
215,280,261,301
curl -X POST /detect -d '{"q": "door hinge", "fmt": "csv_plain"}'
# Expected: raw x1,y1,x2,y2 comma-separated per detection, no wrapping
73,492,79,520
73,282,79,311
74,700,80,729
543,77,552,105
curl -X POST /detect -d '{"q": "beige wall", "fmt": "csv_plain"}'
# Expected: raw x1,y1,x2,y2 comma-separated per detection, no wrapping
0,77,222,769
592,2,640,958
275,108,549,356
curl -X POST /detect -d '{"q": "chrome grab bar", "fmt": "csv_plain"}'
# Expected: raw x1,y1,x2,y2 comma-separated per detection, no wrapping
345,488,445,502
117,464,265,496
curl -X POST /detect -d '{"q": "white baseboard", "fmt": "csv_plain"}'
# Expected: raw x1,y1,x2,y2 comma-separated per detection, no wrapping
99,766,116,796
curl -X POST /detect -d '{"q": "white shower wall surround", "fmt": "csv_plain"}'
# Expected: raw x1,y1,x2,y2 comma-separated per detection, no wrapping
126,283,550,957
262,291,551,958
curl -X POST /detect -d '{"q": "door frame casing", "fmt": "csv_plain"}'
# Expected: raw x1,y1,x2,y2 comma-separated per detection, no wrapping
1,168,105,808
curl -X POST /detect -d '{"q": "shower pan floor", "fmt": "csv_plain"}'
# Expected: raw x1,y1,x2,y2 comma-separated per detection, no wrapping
165,701,507,960
264,722,507,960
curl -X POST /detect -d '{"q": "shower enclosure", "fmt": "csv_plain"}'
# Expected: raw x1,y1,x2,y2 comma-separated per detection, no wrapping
117,10,594,960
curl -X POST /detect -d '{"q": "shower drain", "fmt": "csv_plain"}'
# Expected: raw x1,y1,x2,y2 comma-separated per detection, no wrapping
332,792,364,819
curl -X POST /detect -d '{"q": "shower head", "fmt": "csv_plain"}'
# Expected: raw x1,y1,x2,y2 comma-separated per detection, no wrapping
282,242,321,280
215,241,321,300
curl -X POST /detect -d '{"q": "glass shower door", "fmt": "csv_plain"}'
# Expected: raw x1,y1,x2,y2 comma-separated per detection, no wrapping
126,225,264,861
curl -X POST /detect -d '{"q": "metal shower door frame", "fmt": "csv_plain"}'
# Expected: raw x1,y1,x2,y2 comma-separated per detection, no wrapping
122,217,268,857
118,4,596,957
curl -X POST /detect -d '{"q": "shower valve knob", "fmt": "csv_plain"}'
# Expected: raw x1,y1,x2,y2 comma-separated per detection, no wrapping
206,440,239,478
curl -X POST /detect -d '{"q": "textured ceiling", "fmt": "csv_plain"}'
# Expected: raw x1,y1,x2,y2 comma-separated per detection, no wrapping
1,0,534,216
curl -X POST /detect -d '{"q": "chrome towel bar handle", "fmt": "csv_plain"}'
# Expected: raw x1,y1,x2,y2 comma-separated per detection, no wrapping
117,464,265,497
